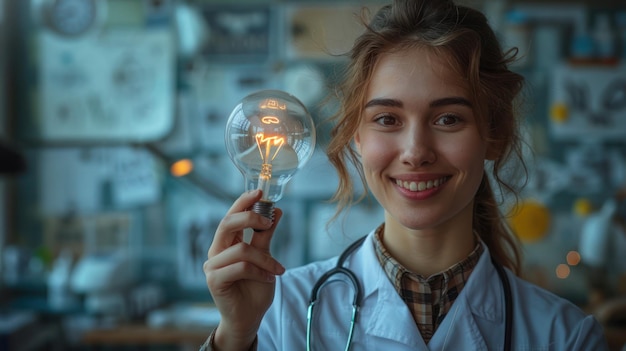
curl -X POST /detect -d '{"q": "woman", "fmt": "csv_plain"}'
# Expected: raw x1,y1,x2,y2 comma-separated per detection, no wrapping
202,0,608,350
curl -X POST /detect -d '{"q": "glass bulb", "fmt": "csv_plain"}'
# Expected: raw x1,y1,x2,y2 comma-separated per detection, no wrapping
225,90,316,219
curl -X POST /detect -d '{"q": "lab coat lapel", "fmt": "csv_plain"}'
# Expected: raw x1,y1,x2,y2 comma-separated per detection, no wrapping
426,299,489,350
366,282,426,347
427,243,506,350
350,230,426,348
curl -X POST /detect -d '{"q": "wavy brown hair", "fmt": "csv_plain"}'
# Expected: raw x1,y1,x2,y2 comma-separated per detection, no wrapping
326,0,525,274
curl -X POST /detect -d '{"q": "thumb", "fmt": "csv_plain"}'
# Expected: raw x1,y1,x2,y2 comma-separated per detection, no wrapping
250,207,283,251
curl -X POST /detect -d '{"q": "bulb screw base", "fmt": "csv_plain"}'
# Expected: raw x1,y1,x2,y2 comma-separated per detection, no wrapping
253,200,275,222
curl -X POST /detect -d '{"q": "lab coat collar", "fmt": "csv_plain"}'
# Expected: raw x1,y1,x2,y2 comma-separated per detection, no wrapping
428,241,506,350
349,229,424,346
347,230,505,347
459,241,505,323
350,229,383,302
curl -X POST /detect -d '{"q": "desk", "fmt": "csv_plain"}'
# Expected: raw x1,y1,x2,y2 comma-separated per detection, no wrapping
82,324,212,348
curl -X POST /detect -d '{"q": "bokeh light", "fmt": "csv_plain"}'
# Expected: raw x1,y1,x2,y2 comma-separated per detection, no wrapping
170,159,194,177
556,264,570,279
566,251,581,266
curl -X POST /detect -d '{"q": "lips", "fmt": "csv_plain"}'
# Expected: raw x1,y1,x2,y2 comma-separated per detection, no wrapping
394,176,450,192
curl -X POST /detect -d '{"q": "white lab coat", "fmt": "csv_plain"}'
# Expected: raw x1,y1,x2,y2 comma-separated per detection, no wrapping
258,228,609,350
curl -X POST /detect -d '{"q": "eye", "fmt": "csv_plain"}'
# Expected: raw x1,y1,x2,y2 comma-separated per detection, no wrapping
373,114,399,126
434,114,460,126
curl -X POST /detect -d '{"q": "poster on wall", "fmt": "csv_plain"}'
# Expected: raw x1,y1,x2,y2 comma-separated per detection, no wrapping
549,64,626,141
38,146,162,216
176,202,228,288
284,4,383,60
36,28,175,142
199,5,273,62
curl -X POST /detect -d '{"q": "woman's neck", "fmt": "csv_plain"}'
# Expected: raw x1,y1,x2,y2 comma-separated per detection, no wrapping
381,213,477,277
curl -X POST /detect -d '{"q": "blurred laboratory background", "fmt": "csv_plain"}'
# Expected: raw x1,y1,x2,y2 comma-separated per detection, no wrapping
1,0,626,350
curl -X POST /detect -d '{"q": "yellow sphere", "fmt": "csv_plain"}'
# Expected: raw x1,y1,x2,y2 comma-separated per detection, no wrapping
573,198,593,217
550,103,569,124
508,200,551,243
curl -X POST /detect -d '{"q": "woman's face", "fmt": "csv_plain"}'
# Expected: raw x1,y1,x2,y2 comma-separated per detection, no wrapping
355,47,491,233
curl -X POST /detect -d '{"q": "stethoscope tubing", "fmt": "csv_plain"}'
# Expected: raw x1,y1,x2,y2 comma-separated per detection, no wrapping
307,237,365,351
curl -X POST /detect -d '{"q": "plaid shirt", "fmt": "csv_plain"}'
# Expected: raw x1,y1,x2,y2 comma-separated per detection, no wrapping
373,225,483,344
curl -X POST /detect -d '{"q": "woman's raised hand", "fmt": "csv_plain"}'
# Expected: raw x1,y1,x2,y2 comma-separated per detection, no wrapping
203,190,285,350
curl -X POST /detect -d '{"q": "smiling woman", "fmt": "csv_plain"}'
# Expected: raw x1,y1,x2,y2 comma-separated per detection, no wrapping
200,1,610,350
355,48,487,261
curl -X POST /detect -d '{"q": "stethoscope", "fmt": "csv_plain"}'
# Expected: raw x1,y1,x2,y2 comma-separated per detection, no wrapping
306,235,513,351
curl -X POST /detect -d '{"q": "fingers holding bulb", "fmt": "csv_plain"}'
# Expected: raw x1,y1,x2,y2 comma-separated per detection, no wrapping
250,207,282,250
204,241,285,288
210,190,277,256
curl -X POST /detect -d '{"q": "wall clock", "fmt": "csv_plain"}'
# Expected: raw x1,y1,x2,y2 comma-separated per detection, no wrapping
44,0,105,37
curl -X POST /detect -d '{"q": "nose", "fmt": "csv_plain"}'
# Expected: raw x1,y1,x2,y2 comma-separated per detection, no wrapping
399,128,436,168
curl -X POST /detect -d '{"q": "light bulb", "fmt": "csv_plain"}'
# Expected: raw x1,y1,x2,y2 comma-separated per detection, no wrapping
225,90,316,219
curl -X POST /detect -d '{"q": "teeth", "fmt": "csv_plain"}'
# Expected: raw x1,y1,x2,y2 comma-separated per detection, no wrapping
395,177,448,192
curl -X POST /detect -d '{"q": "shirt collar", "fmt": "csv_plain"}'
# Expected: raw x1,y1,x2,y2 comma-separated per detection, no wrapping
373,224,484,292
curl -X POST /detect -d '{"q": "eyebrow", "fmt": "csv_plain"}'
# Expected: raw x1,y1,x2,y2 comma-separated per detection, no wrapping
364,96,472,109
430,97,473,108
364,98,403,109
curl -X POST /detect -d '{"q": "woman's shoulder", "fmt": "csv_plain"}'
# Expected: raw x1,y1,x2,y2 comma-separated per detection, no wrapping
507,274,608,349
509,273,594,322
511,274,577,304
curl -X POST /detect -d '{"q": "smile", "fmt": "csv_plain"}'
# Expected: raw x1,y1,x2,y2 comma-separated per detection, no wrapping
395,176,450,192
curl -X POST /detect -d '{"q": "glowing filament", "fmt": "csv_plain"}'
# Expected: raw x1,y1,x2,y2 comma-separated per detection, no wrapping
260,99,287,110
261,116,280,124
255,132,285,168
